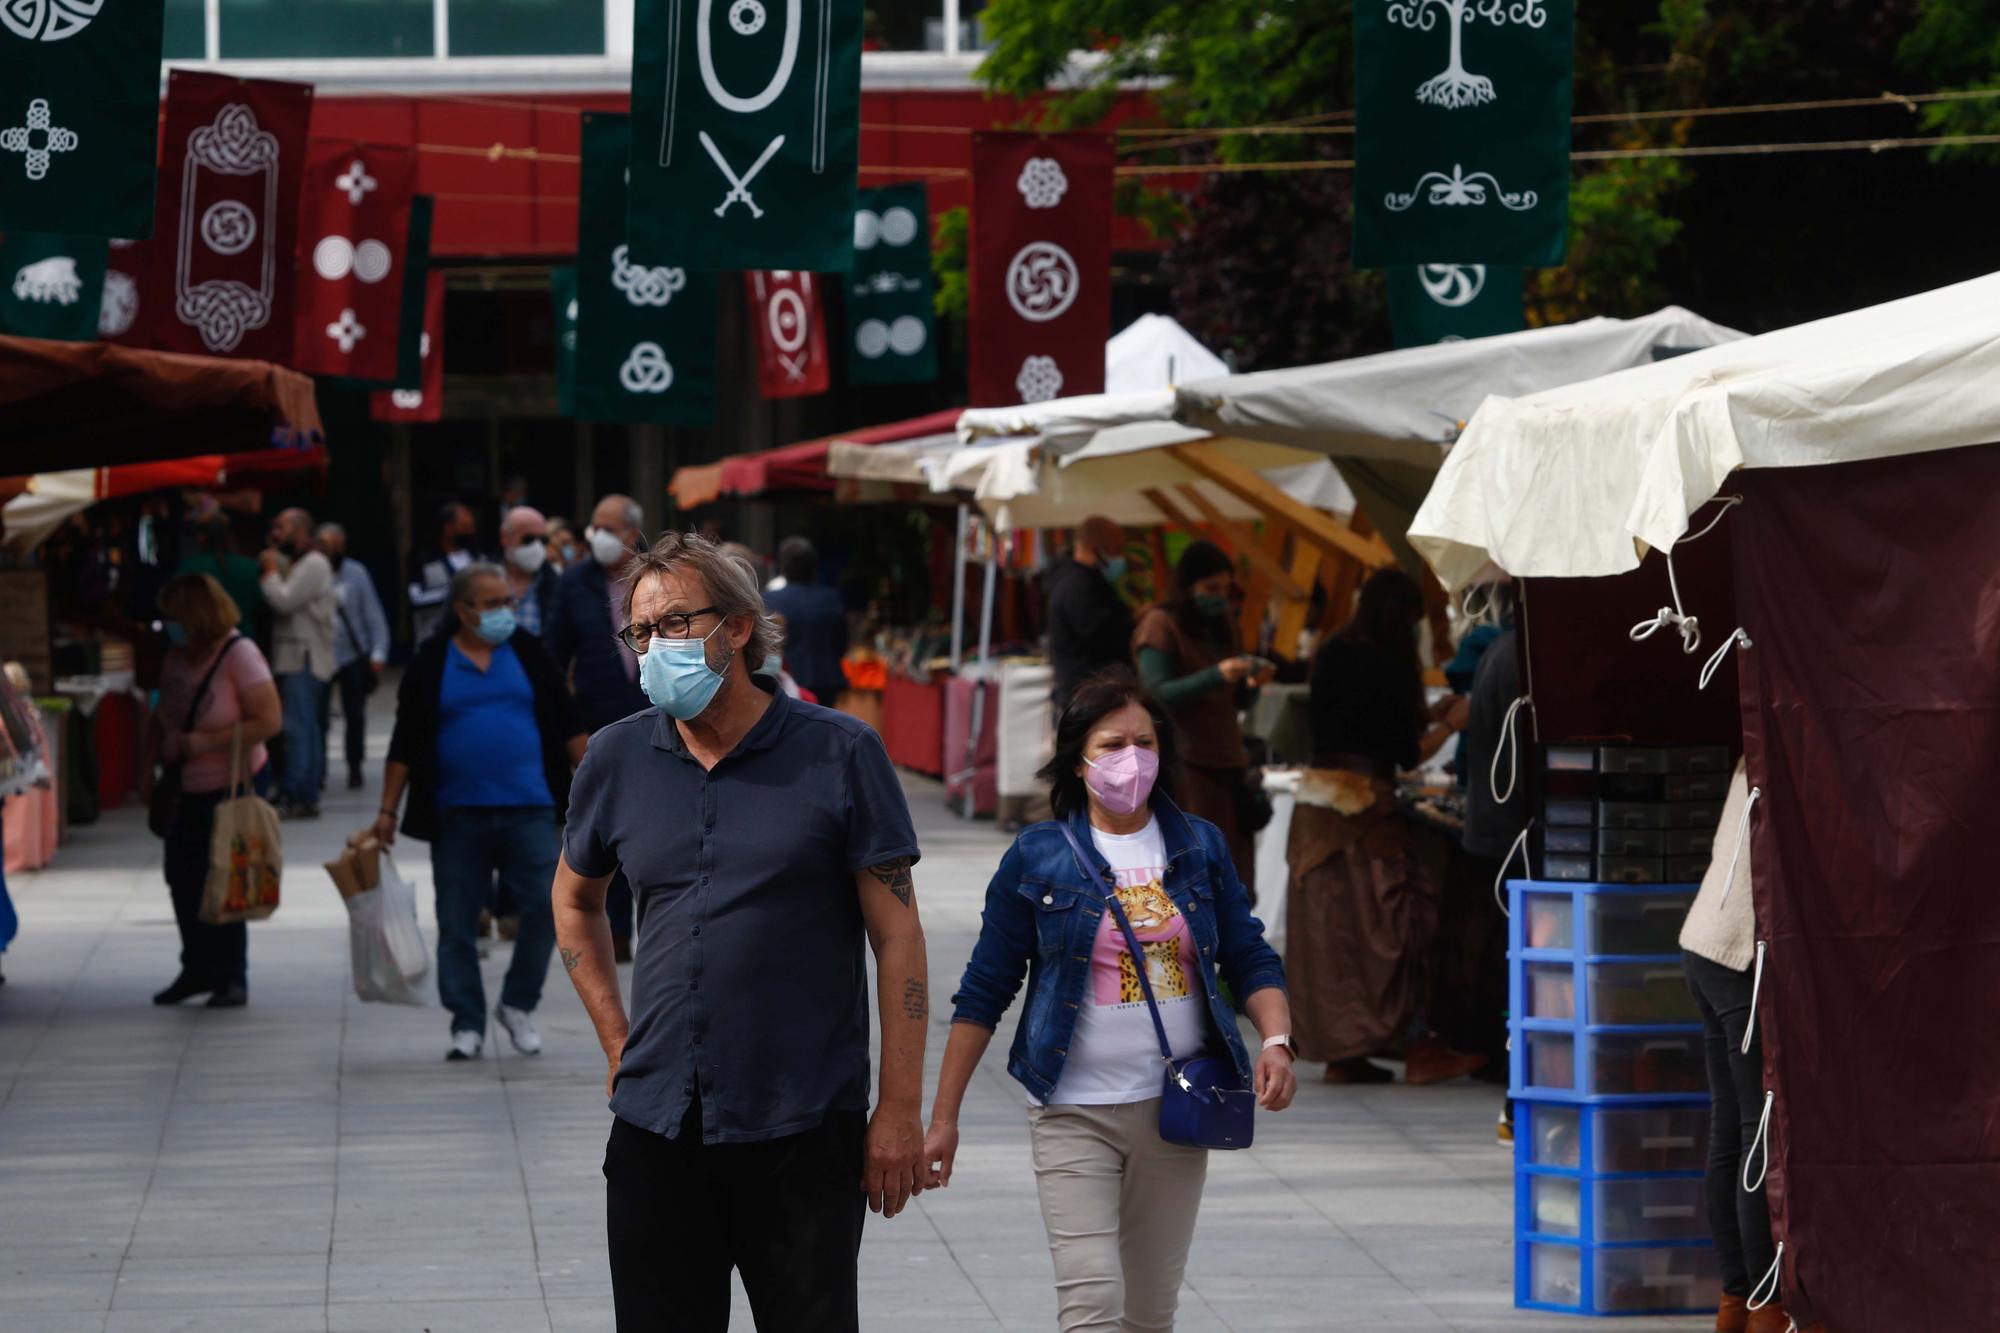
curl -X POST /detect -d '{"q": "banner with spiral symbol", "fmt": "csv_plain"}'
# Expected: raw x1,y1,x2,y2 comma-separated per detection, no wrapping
570,113,717,423
969,131,1112,407
294,138,415,382
1354,0,1571,266
1386,262,1524,346
846,182,936,388
0,229,105,340
0,0,164,235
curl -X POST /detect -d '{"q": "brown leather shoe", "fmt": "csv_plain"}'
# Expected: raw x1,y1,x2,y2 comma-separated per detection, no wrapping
1323,1057,1393,1084
1715,1293,1749,1333
1745,1306,1793,1333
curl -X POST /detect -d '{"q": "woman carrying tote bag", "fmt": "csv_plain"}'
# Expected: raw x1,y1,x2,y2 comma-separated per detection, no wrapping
148,574,282,1009
927,669,1298,1332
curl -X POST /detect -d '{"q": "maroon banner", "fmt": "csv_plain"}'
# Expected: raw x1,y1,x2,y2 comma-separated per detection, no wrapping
146,70,313,361
968,132,1113,407
294,140,415,382
744,271,830,399
371,269,446,423
97,236,153,346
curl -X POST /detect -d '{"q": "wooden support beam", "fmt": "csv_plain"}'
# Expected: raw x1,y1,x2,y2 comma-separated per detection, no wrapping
1273,539,1323,660
1168,442,1397,569
1141,487,1201,532
1172,485,1308,601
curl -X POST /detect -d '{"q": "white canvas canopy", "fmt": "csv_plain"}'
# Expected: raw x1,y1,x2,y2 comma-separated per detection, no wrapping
1104,313,1231,394
1408,272,2000,592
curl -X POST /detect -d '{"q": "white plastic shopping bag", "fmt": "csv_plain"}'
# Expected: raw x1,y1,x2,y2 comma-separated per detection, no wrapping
344,852,430,1006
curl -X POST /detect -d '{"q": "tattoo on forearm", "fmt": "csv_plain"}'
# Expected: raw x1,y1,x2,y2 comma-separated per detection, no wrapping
868,857,915,909
560,947,582,974
902,977,929,1023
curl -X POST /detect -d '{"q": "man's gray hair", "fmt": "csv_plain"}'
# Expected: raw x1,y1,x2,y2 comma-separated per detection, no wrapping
316,521,346,543
450,561,507,605
623,532,779,666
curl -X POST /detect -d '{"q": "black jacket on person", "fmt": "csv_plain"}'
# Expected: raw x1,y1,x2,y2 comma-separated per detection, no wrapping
543,557,651,734
386,627,584,844
1044,556,1135,709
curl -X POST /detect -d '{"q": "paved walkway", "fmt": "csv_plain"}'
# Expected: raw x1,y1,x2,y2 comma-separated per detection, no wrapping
0,695,1711,1332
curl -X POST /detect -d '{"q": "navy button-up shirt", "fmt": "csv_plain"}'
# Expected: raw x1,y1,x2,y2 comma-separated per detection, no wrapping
564,687,920,1144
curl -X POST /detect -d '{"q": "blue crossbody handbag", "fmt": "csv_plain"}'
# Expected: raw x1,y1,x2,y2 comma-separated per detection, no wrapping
1057,822,1257,1150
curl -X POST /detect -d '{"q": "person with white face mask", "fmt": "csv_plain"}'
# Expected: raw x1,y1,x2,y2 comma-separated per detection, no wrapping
499,505,559,637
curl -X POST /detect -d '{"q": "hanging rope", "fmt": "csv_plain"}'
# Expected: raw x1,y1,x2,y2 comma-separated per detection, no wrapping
1628,496,1744,656
1716,785,1761,909
1490,694,1533,806
1700,628,1753,690
1492,825,1531,917
1744,1089,1775,1194
1747,1241,1786,1312
1743,939,1768,1056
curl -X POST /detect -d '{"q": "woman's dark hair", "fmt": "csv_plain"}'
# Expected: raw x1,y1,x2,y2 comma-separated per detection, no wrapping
1038,668,1180,820
1167,539,1235,638
1336,567,1427,722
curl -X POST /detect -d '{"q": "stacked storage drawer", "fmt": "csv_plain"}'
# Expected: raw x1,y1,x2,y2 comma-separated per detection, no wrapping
1538,744,1730,885
1511,880,1719,1316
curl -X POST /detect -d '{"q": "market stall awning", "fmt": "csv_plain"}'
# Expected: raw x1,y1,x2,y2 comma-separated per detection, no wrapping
0,336,323,474
2,445,328,550
1408,272,2000,590
669,408,964,509
1104,314,1229,394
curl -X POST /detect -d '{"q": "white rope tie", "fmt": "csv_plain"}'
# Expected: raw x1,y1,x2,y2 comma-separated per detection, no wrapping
1700,627,1753,690
1743,1088,1774,1194
1627,495,1744,657
1716,785,1761,909
1493,825,1530,917
1742,939,1767,1055
1490,694,1531,805
1747,1241,1785,1311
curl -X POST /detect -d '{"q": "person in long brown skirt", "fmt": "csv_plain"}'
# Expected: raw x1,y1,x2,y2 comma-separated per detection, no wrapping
1132,541,1275,897
1287,568,1469,1084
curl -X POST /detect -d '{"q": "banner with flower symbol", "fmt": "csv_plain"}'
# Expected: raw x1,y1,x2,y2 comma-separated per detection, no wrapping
572,112,718,424
1387,262,1524,345
294,140,416,382
846,182,936,387
0,231,107,340
628,0,862,271
0,0,165,237
1353,0,1572,267
969,132,1112,408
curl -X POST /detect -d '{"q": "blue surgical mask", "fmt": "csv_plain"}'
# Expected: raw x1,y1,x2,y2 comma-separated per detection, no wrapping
163,620,188,647
1101,556,1129,585
640,622,730,720
476,607,517,644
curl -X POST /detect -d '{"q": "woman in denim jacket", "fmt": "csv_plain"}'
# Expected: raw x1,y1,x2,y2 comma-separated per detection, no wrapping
926,670,1297,1332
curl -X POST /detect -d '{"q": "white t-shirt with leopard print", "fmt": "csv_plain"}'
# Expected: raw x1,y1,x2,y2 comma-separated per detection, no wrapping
1040,818,1208,1106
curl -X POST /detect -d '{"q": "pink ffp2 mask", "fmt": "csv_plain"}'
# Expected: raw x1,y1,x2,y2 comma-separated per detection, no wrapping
1082,745,1160,815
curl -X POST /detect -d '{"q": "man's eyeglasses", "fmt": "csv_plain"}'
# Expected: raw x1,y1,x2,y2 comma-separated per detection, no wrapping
617,607,722,652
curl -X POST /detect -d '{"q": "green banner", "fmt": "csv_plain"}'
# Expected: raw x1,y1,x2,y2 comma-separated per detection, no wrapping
552,264,578,417
1354,0,1572,267
0,231,107,340
0,0,165,237
628,0,863,272
1387,263,1525,346
572,113,718,425
846,182,937,387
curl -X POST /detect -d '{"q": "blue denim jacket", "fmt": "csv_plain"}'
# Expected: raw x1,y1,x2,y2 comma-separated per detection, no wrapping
949,796,1287,1103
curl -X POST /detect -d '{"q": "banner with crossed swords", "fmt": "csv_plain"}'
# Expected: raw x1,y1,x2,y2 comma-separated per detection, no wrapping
1386,263,1524,346
570,112,719,425
0,0,165,236
627,0,863,272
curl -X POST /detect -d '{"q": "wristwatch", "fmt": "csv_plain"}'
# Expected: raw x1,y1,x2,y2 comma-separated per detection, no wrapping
1262,1034,1297,1057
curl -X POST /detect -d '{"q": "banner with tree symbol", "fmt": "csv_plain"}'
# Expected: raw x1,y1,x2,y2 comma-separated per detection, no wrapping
1387,262,1524,345
0,231,106,340
573,113,719,424
628,0,862,272
1354,0,1572,267
745,270,829,398
846,182,936,387
371,269,446,423
0,0,165,237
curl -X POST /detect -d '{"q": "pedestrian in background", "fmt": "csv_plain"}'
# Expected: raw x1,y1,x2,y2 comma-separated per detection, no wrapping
318,522,390,792
1043,515,1133,713
376,564,586,1062
148,573,281,1009
175,514,265,647
761,535,848,709
408,502,482,644
500,506,560,636
552,531,930,1331
544,493,649,961
929,670,1295,1333
547,518,580,574
259,509,338,821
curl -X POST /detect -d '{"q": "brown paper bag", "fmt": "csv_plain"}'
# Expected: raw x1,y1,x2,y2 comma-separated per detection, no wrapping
325,846,366,900
198,729,283,925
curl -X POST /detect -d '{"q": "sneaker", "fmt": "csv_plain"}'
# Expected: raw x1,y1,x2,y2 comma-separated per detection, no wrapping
1496,1101,1515,1148
495,1004,542,1056
447,1030,483,1061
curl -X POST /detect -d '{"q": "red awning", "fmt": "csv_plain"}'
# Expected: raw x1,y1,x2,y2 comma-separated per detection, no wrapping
671,408,963,509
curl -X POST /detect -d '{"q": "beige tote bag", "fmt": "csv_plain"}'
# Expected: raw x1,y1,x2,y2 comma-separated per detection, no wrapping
198,727,283,925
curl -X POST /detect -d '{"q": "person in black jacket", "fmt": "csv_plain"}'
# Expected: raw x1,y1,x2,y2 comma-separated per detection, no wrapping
1043,515,1134,711
375,564,588,1062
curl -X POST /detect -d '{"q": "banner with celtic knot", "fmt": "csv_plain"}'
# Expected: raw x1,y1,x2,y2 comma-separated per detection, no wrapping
1354,0,1572,267
968,132,1113,408
0,0,164,236
628,0,862,272
1387,263,1524,346
0,230,107,340
571,112,718,424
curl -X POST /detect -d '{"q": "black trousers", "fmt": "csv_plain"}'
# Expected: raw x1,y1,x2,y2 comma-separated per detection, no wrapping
604,1103,867,1332
1684,949,1775,1298
321,659,374,781
163,785,258,990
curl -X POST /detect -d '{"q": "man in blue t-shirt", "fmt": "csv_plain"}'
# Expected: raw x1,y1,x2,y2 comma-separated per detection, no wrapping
553,532,929,1332
376,565,587,1062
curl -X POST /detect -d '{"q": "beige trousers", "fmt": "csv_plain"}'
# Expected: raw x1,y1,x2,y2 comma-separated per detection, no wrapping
1028,1099,1210,1332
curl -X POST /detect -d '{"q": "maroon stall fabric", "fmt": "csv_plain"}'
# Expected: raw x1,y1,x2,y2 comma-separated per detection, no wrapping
294,139,416,382
967,131,1111,407
146,70,313,361
1731,448,2000,1331
744,271,830,399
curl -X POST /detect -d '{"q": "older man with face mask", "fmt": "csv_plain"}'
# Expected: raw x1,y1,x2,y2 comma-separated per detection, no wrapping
499,506,559,637
553,531,930,1332
259,508,340,819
